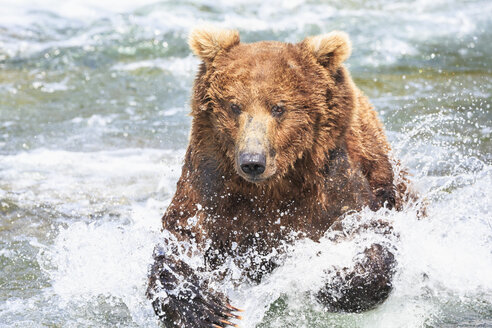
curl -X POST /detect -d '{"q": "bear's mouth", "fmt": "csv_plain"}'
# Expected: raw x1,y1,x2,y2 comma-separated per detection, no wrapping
242,175,267,183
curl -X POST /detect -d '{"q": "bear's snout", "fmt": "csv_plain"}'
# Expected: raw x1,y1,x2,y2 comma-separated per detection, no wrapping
239,152,266,175
235,114,276,182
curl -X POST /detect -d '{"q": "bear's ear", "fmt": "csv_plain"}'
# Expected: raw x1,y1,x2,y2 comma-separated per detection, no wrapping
303,31,352,70
188,27,240,61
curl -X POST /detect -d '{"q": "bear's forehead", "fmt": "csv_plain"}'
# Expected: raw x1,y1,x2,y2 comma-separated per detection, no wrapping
214,42,307,75
210,41,323,95
207,41,330,104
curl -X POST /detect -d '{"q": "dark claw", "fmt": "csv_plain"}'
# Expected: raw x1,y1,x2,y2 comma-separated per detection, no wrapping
198,296,242,327
226,304,244,312
225,312,242,320
219,319,235,326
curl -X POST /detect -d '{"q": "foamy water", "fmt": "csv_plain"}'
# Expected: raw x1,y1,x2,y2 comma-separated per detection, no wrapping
0,0,490,327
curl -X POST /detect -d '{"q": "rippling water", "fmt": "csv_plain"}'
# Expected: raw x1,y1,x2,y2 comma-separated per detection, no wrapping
0,1,491,327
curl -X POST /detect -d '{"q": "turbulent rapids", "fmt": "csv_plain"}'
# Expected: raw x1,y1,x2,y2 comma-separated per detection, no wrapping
0,1,491,327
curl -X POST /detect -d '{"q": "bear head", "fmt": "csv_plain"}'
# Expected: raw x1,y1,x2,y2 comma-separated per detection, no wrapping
188,27,355,186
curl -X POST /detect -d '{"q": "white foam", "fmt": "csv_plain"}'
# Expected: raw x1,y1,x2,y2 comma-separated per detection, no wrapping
38,201,162,326
0,148,184,215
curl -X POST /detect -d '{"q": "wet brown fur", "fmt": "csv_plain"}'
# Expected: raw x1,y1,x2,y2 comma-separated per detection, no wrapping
163,30,405,249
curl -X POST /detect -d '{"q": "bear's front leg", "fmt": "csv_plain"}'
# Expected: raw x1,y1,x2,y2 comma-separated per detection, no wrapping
317,244,395,312
147,253,242,328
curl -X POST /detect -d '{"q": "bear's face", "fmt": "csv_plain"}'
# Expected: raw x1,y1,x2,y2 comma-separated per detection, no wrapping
189,28,352,184
206,43,327,183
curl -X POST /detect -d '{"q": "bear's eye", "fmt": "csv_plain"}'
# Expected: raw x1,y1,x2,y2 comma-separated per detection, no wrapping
271,105,285,117
230,103,241,115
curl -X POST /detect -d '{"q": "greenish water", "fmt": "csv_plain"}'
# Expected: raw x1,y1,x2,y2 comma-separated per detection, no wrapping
0,1,491,327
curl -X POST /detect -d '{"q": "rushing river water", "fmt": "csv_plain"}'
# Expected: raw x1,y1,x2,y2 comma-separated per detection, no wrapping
0,0,491,327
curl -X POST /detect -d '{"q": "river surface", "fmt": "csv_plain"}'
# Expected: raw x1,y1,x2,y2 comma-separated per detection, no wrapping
0,0,491,327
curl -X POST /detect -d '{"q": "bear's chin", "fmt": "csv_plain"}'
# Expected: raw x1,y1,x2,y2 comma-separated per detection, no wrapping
237,173,270,184
236,170,276,184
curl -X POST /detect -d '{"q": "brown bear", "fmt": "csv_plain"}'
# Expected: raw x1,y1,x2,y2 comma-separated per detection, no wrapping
147,27,409,327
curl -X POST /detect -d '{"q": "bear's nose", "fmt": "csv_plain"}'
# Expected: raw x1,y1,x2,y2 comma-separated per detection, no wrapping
239,153,266,175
